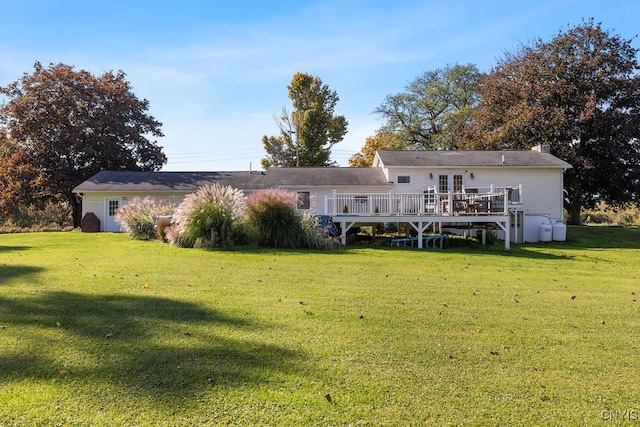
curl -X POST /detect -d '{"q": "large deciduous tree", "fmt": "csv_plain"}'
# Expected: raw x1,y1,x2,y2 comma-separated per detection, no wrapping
261,72,348,168
374,63,482,151
455,20,640,225
0,62,166,226
348,130,404,167
0,132,45,222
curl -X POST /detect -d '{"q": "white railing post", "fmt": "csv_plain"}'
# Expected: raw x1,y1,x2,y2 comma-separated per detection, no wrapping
503,190,508,215
332,190,337,216
389,190,394,215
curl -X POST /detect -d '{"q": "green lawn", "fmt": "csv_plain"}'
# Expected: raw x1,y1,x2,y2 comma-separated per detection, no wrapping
1,227,639,426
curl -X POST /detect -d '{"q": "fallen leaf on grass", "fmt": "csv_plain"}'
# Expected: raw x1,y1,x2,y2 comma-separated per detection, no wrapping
325,393,332,403
59,369,68,375
105,332,114,339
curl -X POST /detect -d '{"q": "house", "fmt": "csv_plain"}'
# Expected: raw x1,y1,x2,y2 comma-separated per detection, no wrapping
73,145,571,250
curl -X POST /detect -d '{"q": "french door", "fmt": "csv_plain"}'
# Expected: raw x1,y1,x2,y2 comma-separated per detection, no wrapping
438,173,464,194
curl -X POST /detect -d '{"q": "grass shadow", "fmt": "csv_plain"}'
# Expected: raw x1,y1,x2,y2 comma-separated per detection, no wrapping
0,265,44,285
0,245,31,253
0,291,308,408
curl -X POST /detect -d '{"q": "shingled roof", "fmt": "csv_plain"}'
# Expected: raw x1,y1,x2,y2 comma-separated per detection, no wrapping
267,167,389,187
73,167,390,193
375,150,572,168
73,170,272,192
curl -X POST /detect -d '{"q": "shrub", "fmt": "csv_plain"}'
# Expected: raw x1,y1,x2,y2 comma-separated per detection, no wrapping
170,184,245,248
581,203,640,225
229,217,253,246
115,197,174,240
245,189,299,248
298,215,339,249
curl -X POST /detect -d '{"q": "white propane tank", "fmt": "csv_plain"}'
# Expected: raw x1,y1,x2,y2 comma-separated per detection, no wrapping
552,222,567,241
538,224,553,242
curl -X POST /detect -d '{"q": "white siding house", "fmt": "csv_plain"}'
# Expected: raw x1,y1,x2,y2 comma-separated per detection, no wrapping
73,147,571,248
371,146,571,244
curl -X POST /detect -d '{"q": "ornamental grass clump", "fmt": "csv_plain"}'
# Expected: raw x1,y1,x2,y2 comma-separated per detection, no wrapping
115,197,174,240
298,214,339,249
170,183,245,248
245,189,299,248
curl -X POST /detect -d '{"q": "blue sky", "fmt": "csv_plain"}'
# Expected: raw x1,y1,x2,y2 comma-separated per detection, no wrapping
1,0,638,171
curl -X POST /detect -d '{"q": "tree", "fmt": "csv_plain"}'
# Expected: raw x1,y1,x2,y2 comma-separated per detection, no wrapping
0,132,45,222
261,72,348,168
374,63,482,150
0,62,166,226
456,20,640,224
348,130,404,167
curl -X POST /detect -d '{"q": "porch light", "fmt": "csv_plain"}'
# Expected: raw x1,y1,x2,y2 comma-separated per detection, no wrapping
470,173,474,179
429,173,433,179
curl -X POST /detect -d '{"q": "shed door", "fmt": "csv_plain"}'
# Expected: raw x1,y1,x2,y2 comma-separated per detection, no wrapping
104,198,122,232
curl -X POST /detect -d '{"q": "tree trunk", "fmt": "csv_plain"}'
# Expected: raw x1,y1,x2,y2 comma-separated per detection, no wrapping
566,203,581,225
68,193,82,228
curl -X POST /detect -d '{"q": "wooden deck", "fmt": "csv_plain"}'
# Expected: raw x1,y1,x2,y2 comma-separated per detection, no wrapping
322,189,517,250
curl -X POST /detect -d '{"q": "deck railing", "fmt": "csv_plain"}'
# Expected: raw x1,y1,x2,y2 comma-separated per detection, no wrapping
325,186,522,217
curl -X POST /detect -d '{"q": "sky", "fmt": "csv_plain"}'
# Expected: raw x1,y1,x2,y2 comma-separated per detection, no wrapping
1,0,638,171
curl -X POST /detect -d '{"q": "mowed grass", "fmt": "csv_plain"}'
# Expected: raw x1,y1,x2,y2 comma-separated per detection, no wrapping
0,227,639,426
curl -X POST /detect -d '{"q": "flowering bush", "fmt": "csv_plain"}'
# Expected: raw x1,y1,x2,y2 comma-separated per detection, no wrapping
115,197,174,240
170,183,245,248
244,189,299,248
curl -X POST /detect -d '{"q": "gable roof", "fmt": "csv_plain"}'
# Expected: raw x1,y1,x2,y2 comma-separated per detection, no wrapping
73,167,391,193
375,150,572,169
267,167,390,187
73,170,272,193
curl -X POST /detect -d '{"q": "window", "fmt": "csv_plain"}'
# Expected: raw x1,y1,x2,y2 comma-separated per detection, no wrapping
108,200,119,216
438,175,448,193
397,175,411,184
297,191,311,210
453,174,463,193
